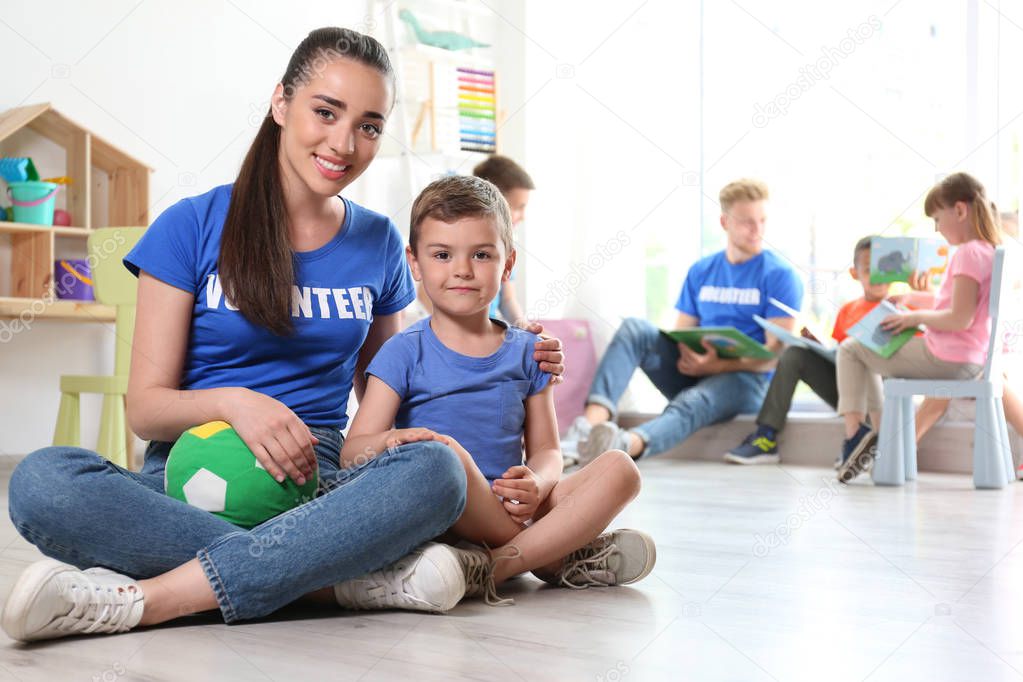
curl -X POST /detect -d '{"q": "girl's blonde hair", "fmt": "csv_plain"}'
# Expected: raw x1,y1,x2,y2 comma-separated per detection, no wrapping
923,172,1002,246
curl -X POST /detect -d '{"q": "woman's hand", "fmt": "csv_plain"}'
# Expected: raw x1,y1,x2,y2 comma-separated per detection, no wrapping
492,465,553,524
222,388,319,486
880,311,920,335
383,427,450,450
525,322,565,385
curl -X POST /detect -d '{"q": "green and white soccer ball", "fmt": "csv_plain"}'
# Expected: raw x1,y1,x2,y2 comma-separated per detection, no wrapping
165,421,319,529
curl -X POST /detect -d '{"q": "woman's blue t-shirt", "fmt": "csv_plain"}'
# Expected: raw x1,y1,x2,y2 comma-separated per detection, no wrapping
123,184,415,429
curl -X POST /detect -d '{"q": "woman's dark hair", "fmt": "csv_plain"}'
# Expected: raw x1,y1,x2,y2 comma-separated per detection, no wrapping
219,27,394,335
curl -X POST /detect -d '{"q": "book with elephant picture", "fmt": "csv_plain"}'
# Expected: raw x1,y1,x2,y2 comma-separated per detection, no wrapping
845,299,919,358
660,327,775,360
869,236,949,284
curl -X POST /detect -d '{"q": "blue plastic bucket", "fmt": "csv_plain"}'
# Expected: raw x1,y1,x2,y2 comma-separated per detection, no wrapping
8,181,58,225
54,259,94,301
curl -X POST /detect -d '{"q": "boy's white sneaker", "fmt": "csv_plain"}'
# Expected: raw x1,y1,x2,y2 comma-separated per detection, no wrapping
550,529,657,588
1,559,144,642
452,542,515,606
334,542,466,613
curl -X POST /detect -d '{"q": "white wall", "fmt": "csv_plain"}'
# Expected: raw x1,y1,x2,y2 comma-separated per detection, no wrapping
0,0,528,456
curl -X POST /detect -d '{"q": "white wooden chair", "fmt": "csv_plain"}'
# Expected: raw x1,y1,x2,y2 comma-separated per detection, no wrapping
873,246,1013,488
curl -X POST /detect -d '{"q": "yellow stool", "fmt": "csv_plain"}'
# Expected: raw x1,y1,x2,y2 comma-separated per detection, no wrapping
53,227,145,469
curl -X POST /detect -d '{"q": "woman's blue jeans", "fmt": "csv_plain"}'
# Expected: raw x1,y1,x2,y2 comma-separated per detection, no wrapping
587,317,770,456
7,427,467,623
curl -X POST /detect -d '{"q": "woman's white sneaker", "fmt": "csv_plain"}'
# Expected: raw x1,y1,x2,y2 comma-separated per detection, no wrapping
1,559,144,642
334,542,466,613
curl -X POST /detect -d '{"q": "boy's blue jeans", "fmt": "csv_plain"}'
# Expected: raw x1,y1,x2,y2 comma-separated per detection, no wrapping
8,428,467,623
587,317,770,456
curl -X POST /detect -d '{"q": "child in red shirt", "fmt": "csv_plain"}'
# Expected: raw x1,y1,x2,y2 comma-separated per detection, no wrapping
725,236,889,464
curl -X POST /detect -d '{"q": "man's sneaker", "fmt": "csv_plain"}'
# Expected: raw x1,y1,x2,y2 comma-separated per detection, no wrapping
836,424,878,483
724,426,780,465
452,542,516,606
577,422,632,467
334,542,465,613
547,529,656,589
560,415,593,453
1,559,144,642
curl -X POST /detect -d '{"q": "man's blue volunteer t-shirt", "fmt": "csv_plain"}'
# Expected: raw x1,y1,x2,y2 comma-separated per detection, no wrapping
123,184,415,430
674,250,804,343
367,317,550,482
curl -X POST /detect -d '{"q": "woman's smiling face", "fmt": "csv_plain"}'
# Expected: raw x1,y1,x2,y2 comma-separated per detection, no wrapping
271,56,393,197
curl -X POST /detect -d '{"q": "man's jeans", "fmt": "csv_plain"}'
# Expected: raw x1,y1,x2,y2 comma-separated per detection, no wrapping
587,317,769,456
8,428,467,623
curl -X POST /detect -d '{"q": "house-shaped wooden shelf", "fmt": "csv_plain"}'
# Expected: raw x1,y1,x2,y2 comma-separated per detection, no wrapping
0,102,151,321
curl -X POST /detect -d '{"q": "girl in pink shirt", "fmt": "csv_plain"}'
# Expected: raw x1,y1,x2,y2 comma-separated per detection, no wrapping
836,172,1003,481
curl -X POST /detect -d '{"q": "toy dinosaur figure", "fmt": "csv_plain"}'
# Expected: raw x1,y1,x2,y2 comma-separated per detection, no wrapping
399,9,489,50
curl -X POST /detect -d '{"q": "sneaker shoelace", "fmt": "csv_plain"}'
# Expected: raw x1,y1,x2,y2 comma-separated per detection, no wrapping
462,545,520,606
557,537,619,589
751,436,776,452
57,574,140,635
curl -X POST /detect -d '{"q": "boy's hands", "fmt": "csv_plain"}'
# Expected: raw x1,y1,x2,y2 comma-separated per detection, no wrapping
384,427,451,450
525,321,565,385
800,326,822,343
223,388,319,486
492,465,553,524
676,340,721,376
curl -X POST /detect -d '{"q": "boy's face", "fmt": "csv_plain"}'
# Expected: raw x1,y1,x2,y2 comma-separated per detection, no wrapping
720,200,766,256
851,249,890,301
408,215,515,318
503,187,532,228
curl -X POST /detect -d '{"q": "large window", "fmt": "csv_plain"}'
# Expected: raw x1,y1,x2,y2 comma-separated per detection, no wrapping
517,0,1022,413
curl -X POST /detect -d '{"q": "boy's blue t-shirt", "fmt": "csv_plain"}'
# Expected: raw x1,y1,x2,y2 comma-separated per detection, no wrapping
674,250,804,343
123,184,415,430
367,317,550,482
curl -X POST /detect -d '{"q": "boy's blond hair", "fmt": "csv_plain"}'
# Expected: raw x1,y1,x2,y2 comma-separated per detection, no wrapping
719,178,769,212
409,175,514,254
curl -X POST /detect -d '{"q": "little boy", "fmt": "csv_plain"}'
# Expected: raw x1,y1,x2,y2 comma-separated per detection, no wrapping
725,236,889,464
338,175,654,610
414,155,535,326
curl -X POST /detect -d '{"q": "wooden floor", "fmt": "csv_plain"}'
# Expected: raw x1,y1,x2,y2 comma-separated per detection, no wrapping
0,454,1021,681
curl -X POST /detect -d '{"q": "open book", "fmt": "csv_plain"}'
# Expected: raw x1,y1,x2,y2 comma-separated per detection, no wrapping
869,237,949,284
660,327,775,360
753,315,837,362
845,299,918,358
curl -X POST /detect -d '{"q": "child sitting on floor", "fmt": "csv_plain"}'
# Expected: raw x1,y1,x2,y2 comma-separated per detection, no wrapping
725,235,890,465
414,155,534,326
338,175,655,610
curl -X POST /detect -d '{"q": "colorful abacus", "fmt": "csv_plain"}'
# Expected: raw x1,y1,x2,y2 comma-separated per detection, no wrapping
457,67,497,153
